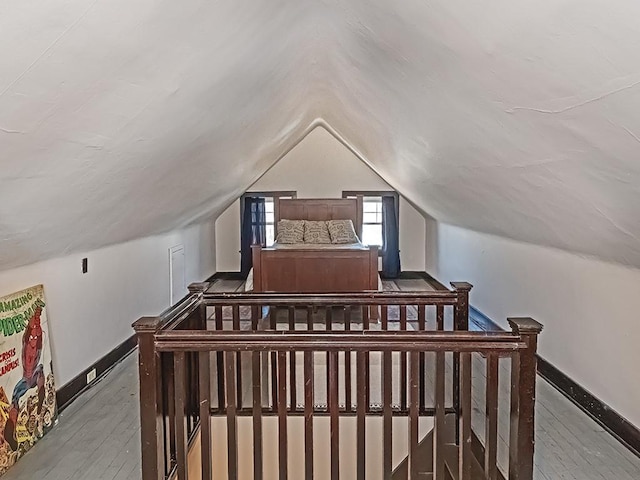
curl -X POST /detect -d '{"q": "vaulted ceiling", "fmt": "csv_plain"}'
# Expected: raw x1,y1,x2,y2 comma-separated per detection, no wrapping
2,0,639,270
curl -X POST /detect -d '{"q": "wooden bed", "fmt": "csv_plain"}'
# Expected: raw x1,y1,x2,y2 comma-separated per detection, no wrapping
250,198,379,293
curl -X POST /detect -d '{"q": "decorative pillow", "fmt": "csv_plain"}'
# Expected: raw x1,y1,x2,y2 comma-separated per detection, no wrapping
276,219,304,244
327,219,360,244
303,220,332,244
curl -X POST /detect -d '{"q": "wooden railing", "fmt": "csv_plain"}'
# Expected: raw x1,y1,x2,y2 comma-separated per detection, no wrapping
133,282,542,480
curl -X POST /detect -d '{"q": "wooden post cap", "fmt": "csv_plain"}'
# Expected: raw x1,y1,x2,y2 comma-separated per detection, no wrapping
508,317,543,335
188,282,210,293
132,316,162,332
450,281,473,291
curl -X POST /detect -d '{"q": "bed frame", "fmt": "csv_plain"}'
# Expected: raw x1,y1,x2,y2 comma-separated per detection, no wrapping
251,198,379,292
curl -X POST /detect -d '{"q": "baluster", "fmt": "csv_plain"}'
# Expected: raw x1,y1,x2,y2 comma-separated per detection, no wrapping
362,305,370,412
459,351,472,480
453,307,460,444
174,352,188,480
251,305,260,330
356,351,366,480
381,305,391,479
215,306,224,410
381,304,388,330
164,353,176,473
329,350,340,480
253,351,263,480
186,351,196,437
225,351,238,480
433,332,446,480
485,353,499,480
278,351,288,480
408,351,420,479
383,346,392,480
289,307,297,411
326,307,333,407
232,305,242,408
271,307,277,410
198,351,212,480
232,304,240,330
304,351,314,479
418,304,426,412
400,305,407,411
214,306,223,331
344,306,352,412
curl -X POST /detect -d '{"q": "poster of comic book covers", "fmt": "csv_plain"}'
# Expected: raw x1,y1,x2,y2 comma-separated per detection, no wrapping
0,285,57,476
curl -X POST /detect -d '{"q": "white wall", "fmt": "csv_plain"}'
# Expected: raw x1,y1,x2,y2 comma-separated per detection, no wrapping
215,127,426,271
0,221,216,388
431,222,640,429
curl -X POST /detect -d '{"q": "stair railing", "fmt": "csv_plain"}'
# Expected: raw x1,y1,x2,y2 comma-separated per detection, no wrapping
133,283,542,480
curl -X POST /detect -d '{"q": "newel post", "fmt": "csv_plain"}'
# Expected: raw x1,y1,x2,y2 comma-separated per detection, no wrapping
508,317,543,480
133,316,164,480
188,281,210,294
450,282,473,330
450,282,473,447
188,282,210,329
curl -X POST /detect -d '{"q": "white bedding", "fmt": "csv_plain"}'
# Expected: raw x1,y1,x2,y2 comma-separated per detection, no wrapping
269,241,368,250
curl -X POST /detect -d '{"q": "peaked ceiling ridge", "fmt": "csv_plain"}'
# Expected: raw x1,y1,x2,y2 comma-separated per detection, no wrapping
185,117,433,229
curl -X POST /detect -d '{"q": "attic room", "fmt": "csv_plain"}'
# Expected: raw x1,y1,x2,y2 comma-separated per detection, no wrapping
1,0,639,479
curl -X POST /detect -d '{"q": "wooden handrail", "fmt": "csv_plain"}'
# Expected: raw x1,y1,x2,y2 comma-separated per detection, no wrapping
202,290,460,306
154,330,525,353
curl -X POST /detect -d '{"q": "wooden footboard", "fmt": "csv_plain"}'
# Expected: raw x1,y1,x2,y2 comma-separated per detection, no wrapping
251,245,378,293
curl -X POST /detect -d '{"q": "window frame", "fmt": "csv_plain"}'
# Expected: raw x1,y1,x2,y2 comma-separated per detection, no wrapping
240,191,297,246
342,190,399,253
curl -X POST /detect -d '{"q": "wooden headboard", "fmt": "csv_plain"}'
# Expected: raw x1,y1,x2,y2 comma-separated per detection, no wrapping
276,198,363,237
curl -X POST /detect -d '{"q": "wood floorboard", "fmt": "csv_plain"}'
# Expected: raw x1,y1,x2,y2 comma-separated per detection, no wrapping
2,353,140,480
2,277,638,479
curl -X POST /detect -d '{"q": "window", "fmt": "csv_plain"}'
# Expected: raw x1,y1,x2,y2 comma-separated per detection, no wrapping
241,191,296,246
264,197,275,245
343,191,399,249
362,196,383,247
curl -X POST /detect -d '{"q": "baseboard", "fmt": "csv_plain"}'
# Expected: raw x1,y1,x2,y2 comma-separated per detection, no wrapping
56,335,138,412
537,356,640,458
469,306,504,332
468,307,640,458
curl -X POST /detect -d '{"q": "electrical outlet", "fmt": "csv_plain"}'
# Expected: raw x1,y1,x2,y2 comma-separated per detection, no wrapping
86,368,97,384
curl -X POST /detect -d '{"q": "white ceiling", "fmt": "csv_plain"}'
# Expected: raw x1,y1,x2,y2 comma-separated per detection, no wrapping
2,0,639,270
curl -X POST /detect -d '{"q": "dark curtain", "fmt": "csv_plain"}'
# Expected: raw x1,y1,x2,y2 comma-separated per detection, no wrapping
381,195,401,278
240,196,266,277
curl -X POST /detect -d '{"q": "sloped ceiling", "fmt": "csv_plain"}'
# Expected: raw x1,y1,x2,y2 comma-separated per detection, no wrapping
1,0,639,270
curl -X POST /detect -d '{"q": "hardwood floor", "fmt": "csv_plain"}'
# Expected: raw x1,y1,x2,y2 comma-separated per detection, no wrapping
2,353,140,480
4,278,639,479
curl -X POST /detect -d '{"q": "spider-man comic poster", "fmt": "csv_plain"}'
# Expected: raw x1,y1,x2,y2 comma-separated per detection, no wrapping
0,285,57,475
